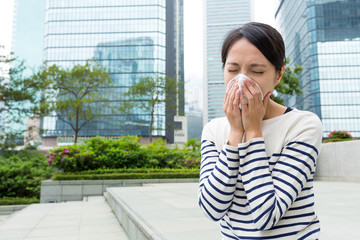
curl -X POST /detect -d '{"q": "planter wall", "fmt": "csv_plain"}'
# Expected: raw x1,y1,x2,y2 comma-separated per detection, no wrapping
40,178,198,203
315,140,360,181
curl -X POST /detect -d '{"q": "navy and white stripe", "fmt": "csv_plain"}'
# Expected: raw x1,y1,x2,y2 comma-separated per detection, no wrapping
198,109,322,239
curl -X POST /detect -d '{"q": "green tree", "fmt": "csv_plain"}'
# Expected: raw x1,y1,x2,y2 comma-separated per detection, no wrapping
183,138,200,151
0,48,51,149
33,60,114,143
273,57,303,105
122,76,182,143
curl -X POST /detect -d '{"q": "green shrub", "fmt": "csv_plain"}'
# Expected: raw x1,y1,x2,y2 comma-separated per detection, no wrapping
0,151,54,198
326,130,353,143
145,139,180,168
47,144,98,172
104,136,148,168
47,136,201,172
327,130,353,139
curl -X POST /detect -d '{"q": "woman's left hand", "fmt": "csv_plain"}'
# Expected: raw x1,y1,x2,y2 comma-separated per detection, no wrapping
239,79,271,141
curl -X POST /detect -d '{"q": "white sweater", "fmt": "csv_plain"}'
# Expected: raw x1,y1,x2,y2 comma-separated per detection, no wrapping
199,109,322,240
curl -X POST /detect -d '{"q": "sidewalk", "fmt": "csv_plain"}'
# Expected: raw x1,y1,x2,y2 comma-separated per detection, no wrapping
0,197,129,240
105,181,360,240
1,181,359,240
314,181,360,239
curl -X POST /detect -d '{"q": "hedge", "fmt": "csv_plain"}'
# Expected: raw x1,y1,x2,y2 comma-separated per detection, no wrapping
324,138,354,143
52,168,200,180
0,197,39,206
52,172,200,180
55,168,199,175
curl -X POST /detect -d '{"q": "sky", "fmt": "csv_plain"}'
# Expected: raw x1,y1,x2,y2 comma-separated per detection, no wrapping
0,0,276,92
0,0,14,55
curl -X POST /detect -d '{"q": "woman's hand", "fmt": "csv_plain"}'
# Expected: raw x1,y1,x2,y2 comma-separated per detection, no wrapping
223,80,244,146
240,79,271,142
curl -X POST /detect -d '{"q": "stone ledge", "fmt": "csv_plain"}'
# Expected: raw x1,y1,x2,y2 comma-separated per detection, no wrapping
105,188,165,240
0,205,28,215
40,178,198,203
316,140,360,180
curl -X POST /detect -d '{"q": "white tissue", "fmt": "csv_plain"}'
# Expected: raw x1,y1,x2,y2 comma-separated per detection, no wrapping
226,74,264,109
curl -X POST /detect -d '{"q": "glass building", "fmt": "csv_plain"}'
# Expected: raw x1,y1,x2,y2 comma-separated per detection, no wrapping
41,0,184,143
275,0,360,137
203,0,252,124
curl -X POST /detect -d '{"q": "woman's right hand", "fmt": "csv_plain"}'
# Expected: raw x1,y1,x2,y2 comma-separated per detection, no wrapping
223,81,244,146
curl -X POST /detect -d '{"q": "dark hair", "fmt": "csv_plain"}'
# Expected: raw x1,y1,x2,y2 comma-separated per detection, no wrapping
221,22,285,72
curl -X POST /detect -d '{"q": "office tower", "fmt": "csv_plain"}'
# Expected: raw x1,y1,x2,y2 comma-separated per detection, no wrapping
41,0,184,143
275,0,360,137
203,0,252,124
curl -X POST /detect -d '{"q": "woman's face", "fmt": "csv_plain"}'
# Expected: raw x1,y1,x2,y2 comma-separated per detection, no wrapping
224,37,283,96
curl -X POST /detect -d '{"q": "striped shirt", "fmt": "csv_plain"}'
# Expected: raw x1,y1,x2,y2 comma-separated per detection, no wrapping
199,109,322,239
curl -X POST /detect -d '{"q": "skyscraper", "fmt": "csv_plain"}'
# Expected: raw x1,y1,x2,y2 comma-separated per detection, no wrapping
203,0,252,124
275,0,360,137
41,0,184,143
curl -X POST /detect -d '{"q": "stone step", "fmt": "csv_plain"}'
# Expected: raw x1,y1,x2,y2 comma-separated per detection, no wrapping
104,183,221,240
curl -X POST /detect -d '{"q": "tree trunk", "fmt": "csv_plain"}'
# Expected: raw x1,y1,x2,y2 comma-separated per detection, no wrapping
74,130,79,144
149,106,155,143
74,107,79,143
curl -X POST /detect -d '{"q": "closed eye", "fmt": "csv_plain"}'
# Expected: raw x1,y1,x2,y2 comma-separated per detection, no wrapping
227,69,238,73
252,71,264,74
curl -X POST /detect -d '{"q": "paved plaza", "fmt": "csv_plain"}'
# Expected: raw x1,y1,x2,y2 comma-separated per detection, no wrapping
0,197,128,240
0,181,359,240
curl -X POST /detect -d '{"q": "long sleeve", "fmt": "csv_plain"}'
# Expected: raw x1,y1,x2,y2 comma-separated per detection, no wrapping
237,115,322,231
198,122,240,221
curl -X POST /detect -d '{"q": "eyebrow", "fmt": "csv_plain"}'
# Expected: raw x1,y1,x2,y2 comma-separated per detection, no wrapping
250,63,266,67
226,62,267,67
226,62,239,66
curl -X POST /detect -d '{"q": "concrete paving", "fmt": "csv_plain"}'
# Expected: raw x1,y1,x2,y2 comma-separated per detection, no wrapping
0,215,10,225
105,181,360,240
105,183,221,240
0,196,129,240
314,181,360,239
1,181,359,240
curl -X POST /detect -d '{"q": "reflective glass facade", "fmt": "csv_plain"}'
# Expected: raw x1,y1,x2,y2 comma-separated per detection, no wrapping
275,0,360,137
203,0,252,124
41,0,184,141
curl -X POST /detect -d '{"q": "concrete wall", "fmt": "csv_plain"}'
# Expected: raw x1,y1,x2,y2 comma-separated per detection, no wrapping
315,140,360,181
40,178,198,203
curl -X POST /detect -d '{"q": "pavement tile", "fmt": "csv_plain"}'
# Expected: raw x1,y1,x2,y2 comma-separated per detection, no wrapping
1,181,359,240
0,197,129,240
107,182,360,240
79,231,128,240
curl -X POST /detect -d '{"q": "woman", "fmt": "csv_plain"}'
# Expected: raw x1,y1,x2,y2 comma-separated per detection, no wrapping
199,22,322,239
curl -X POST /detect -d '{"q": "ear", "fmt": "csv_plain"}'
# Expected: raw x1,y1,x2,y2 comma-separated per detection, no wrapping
275,66,285,85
